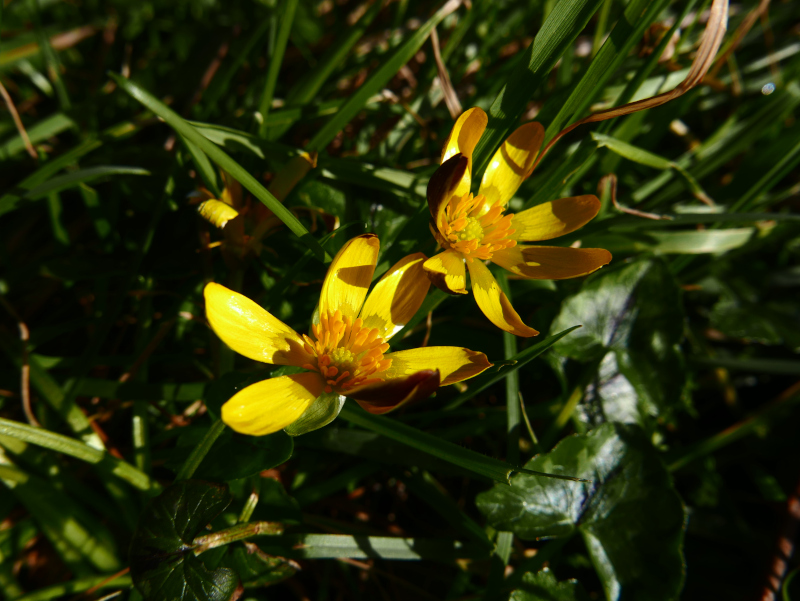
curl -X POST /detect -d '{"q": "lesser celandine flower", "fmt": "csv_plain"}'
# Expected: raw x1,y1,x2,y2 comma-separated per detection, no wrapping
205,234,492,436
424,107,612,337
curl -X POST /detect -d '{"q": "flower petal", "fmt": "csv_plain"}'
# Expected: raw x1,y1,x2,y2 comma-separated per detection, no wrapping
204,282,309,366
427,153,470,225
423,249,467,295
221,372,323,436
466,259,539,337
510,195,601,242
198,199,239,229
479,122,544,207
492,245,612,280
347,370,440,415
360,252,430,340
268,151,317,202
220,171,243,209
320,234,380,320
441,107,488,173
382,347,492,386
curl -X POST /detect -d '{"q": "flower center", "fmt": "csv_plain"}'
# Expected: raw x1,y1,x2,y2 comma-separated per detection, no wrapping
302,310,391,393
437,192,517,261
458,217,485,242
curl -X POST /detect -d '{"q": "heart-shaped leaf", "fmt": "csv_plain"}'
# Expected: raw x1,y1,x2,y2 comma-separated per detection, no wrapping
552,259,687,429
130,480,241,601
477,423,685,601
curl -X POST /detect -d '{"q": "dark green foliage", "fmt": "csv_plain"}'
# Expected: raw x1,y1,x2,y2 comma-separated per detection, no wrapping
478,424,685,600
129,481,239,601
1,0,799,599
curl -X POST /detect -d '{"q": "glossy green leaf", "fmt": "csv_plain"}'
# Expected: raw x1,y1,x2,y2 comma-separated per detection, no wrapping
477,423,686,601
510,569,589,601
130,480,240,601
649,228,754,254
21,166,150,200
552,259,686,429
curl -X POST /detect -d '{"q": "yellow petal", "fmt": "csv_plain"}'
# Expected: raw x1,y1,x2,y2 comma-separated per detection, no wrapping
360,252,430,340
441,107,488,174
319,234,380,320
221,372,323,436
198,199,239,229
466,259,539,337
268,151,318,202
220,171,243,209
383,347,492,386
479,122,544,207
204,282,310,366
510,195,601,242
492,245,612,280
423,249,467,295
427,154,469,225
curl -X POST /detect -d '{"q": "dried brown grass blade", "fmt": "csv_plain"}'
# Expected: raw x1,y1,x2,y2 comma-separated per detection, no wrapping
537,0,729,167
431,26,462,119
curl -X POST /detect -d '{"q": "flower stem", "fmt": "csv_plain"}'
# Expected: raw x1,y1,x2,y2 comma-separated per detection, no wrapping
175,418,226,480
192,521,283,555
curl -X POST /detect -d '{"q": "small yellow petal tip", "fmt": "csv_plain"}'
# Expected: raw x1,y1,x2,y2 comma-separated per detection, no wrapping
198,199,239,229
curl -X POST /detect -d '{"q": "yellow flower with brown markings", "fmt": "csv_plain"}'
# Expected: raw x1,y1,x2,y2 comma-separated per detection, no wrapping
205,234,492,436
424,107,612,337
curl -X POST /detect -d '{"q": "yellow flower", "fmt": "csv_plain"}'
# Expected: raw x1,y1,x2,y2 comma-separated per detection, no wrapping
205,234,492,436
424,107,612,337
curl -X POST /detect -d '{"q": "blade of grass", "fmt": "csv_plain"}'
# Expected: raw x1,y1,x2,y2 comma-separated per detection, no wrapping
444,326,581,410
306,0,462,153
257,0,299,137
110,72,328,261
546,0,669,139
0,417,153,491
338,403,516,484
472,0,605,175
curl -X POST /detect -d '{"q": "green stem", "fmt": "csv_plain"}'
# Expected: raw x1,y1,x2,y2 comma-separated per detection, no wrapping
175,419,226,480
192,521,283,555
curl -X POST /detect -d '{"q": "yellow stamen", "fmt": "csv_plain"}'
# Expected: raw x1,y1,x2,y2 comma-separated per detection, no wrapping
437,192,517,262
302,310,391,393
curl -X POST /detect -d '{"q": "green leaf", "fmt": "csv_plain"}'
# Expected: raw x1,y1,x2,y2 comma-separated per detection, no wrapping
338,403,516,484
477,423,686,601
472,0,605,174
109,72,328,261
510,569,589,601
445,326,581,410
552,259,686,429
649,229,755,254
546,0,668,137
130,480,240,601
21,166,150,200
253,533,488,561
0,113,74,159
0,417,153,491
